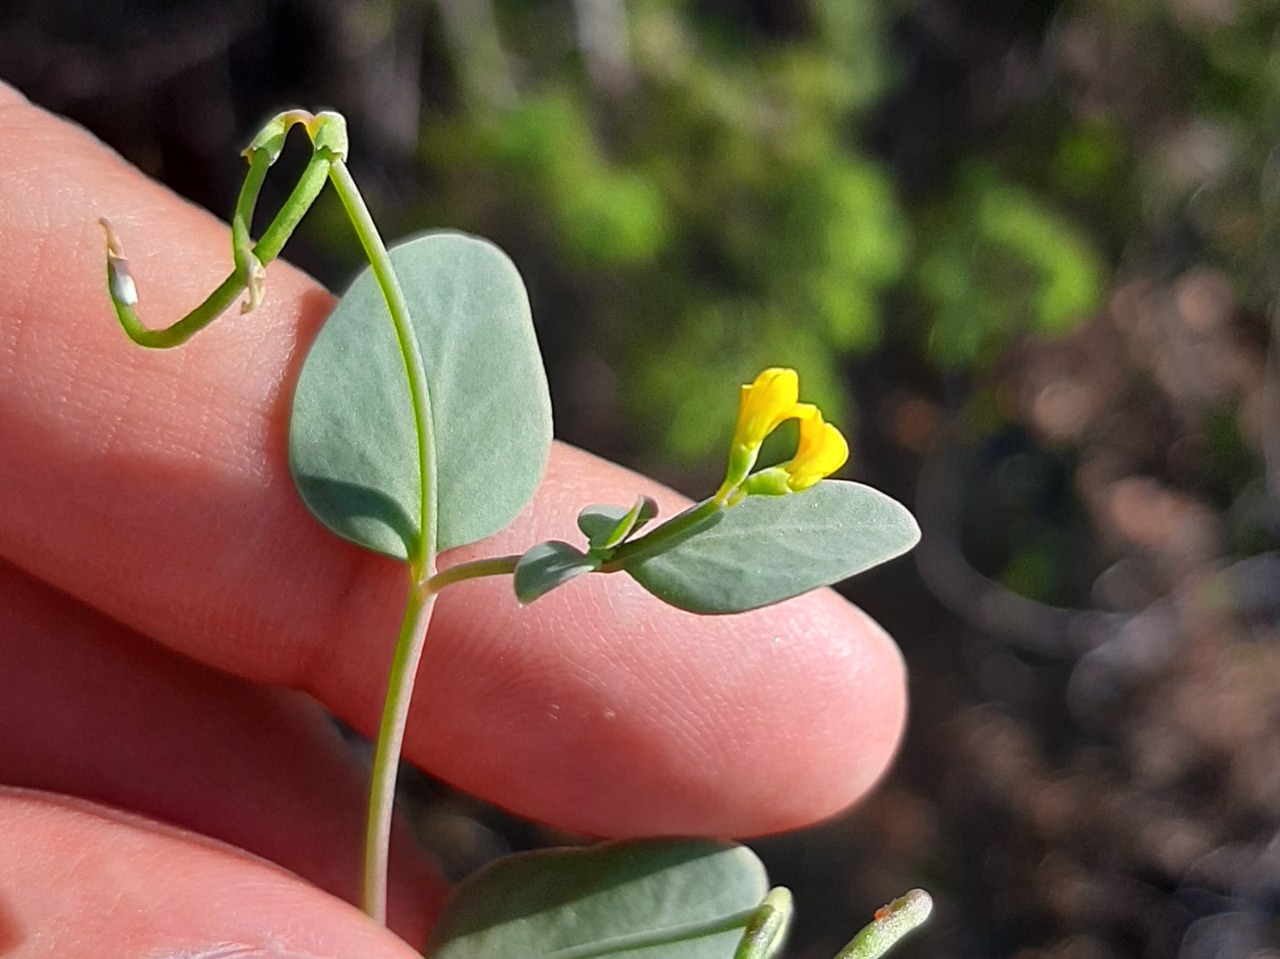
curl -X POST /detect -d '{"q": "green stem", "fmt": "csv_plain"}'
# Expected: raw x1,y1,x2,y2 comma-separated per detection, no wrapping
361,582,436,923
426,555,521,591
253,150,334,263
325,160,442,924
231,147,271,263
734,888,793,959
105,148,333,349
360,551,525,923
835,890,932,959
360,556,527,923
363,556,522,922
104,111,442,927
599,498,723,571
325,160,438,579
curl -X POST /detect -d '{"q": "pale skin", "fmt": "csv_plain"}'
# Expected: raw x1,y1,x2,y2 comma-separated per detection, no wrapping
0,82,908,958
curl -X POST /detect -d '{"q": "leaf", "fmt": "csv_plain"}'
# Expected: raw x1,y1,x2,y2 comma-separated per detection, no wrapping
425,839,770,959
289,231,553,559
514,541,601,604
578,496,659,550
623,481,919,614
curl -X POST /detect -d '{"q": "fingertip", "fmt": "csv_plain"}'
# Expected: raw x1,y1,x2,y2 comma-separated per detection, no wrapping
0,80,28,111
649,587,909,837
374,446,909,838
765,587,908,830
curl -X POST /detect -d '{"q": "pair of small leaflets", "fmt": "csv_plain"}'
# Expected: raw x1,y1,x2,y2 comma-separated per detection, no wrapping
515,368,920,614
513,496,658,603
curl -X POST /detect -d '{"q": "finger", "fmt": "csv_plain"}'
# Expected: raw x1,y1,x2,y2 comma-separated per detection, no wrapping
0,789,425,959
397,448,908,836
0,560,443,947
0,84,906,836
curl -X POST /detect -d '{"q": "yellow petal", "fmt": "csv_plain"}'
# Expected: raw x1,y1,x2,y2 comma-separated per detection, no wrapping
784,410,849,491
732,367,800,450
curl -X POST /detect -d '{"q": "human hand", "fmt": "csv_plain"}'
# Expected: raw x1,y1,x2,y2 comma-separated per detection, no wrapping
0,83,906,957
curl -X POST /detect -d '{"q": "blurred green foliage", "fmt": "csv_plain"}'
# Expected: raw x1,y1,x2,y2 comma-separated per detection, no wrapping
411,0,1107,466
409,0,942,463
918,166,1103,365
481,92,669,266
383,0,1269,481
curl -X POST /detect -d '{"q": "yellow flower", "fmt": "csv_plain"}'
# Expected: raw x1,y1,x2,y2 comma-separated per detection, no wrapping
736,406,848,499
732,367,799,450
781,407,848,491
716,366,848,503
717,367,803,501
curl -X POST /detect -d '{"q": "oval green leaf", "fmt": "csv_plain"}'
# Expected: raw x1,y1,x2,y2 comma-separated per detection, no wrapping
289,231,552,558
623,481,920,614
425,839,770,959
514,541,601,604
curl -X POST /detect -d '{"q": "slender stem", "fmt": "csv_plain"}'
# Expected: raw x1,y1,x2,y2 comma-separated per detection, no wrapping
361,558,527,922
599,498,723,570
326,160,442,923
835,890,932,959
426,555,521,591
362,555,521,923
361,582,437,923
231,148,270,264
734,888,793,959
107,262,245,349
325,160,438,579
252,151,334,263
106,112,445,927
105,148,334,348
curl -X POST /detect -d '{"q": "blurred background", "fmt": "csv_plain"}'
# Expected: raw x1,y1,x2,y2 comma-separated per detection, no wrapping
3,0,1279,955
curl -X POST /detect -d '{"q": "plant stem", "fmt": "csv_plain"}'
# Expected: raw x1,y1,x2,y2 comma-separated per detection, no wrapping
599,498,722,570
362,556,525,924
106,148,333,348
325,160,438,578
427,555,522,591
253,150,335,263
734,888,792,959
105,112,447,926
835,889,932,959
362,582,436,922
325,159,444,924
231,148,271,261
